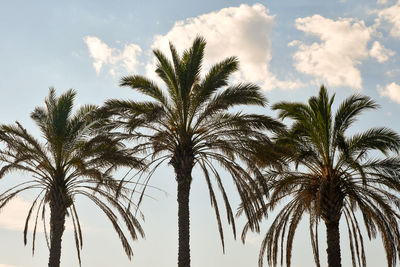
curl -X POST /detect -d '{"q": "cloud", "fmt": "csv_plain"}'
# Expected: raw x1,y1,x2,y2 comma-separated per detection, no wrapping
378,82,400,103
0,197,32,231
378,1,400,37
291,15,374,89
377,0,388,4
369,41,395,62
84,36,142,76
0,197,32,232
0,264,19,267
146,4,301,90
244,232,262,246
0,197,76,233
386,68,400,77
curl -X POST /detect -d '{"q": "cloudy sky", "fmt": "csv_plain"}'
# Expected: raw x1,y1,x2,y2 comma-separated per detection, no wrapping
1,0,400,266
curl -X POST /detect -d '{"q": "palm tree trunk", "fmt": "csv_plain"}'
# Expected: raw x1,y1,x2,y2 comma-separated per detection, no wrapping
48,198,66,267
325,220,341,267
320,177,343,267
172,141,195,267
177,178,191,267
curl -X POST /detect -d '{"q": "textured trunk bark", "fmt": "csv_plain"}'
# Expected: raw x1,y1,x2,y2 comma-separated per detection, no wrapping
171,136,194,267
177,178,191,267
320,176,343,267
325,220,342,267
48,198,66,267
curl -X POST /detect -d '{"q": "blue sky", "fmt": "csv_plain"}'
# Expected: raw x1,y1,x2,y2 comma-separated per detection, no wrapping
0,0,400,266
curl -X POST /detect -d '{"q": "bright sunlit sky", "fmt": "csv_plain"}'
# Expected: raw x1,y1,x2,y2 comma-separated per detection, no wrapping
1,0,400,266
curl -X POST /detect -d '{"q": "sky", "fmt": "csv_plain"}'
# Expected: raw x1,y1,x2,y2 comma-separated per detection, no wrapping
0,0,400,266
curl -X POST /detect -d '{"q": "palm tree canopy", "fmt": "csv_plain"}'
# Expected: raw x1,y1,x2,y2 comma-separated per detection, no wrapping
0,88,145,265
104,36,285,250
243,86,400,267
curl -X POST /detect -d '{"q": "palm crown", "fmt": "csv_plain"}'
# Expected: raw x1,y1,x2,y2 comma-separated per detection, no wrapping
0,88,144,267
104,36,284,267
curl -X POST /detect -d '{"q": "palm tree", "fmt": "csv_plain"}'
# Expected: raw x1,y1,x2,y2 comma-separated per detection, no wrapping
103,36,284,267
242,86,400,267
0,88,145,267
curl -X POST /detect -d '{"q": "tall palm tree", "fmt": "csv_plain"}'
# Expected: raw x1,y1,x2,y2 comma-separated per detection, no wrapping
242,86,400,267
0,88,145,267
103,36,284,267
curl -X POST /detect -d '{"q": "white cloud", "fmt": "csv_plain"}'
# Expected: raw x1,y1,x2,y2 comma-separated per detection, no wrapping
84,36,142,76
378,82,400,103
291,15,374,89
0,197,38,232
378,1,400,37
377,0,388,4
0,197,76,233
245,232,262,246
0,264,19,267
369,41,395,62
146,4,301,90
386,68,400,77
